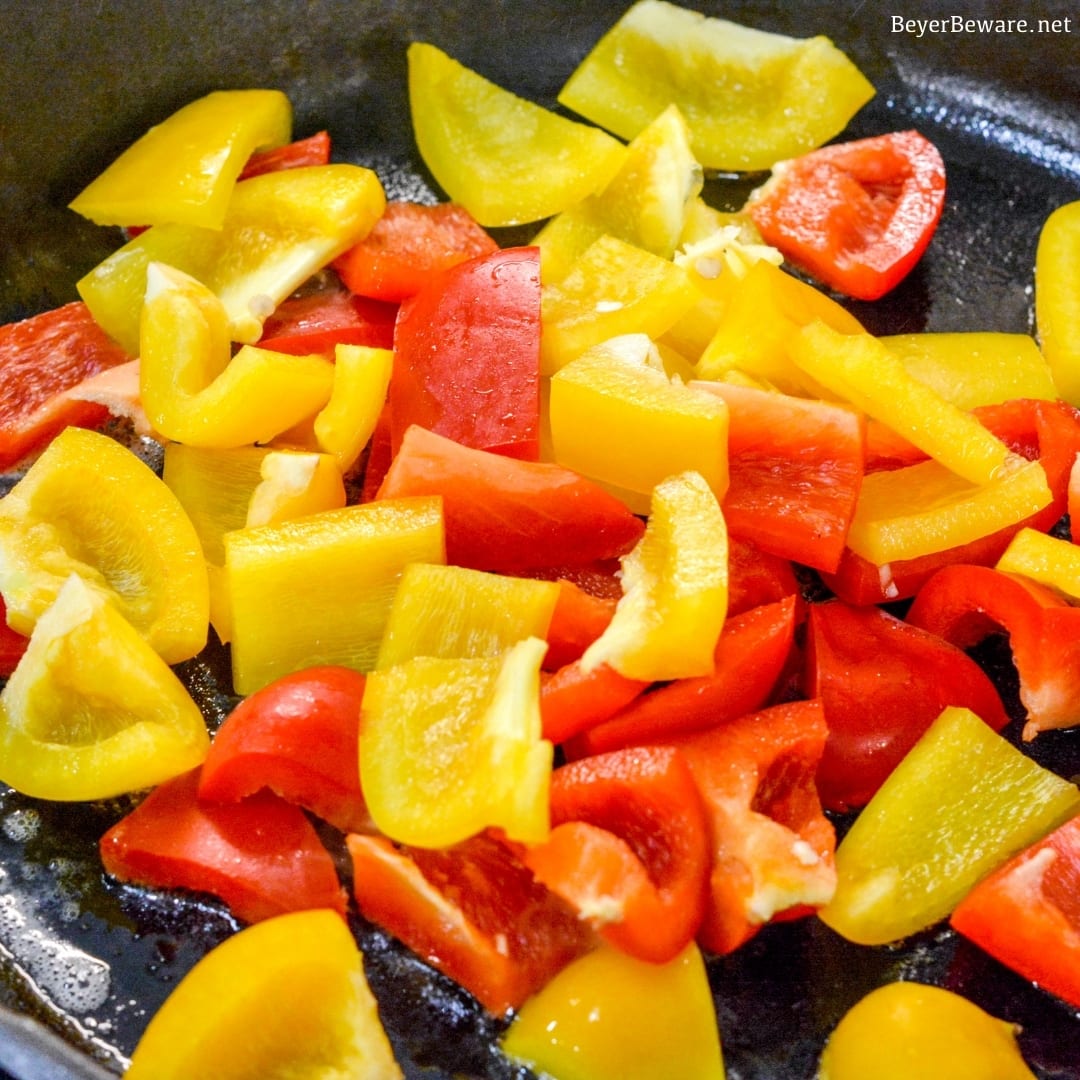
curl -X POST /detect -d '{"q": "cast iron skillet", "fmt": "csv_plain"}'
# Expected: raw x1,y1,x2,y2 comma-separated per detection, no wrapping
2,2,1080,1077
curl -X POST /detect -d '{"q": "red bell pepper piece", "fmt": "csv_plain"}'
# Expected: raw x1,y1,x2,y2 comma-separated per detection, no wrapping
99,769,347,924
805,599,1010,811
951,811,1080,1010
542,579,618,670
748,129,946,300
256,280,397,355
669,698,836,956
359,404,394,502
825,398,1080,604
334,200,498,303
569,595,800,757
0,301,132,471
906,564,1080,740
197,665,371,834
389,246,541,460
520,745,711,964
376,425,644,573
0,595,29,677
346,831,595,1015
727,535,800,617
540,661,650,748
238,130,332,180
707,381,865,574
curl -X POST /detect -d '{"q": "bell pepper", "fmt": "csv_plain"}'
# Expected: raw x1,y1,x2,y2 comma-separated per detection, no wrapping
581,470,728,682
69,89,292,230
748,130,946,300
881,332,1057,410
237,129,331,180
0,425,208,663
692,380,864,574
389,246,541,460
502,941,725,1080
310,344,393,473
906,564,1080,740
407,42,625,227
376,424,644,573
359,637,551,847
542,579,619,669
0,595,28,678
806,599,1009,812
243,450,346,528
819,706,1080,946
0,301,133,471
792,321,1013,486
540,238,699,378
223,495,445,694
571,594,799,757
694,256,864,393
346,831,595,1015
0,574,208,801
996,526,1080,601
540,659,650,747
557,0,873,172
549,335,729,507
78,163,387,353
256,283,397,356
1034,199,1080,404
125,909,402,1080
197,665,370,835
521,745,710,964
333,200,498,302
375,561,560,668
951,811,1080,1011
100,768,346,924
726,534,800,615
818,982,1036,1080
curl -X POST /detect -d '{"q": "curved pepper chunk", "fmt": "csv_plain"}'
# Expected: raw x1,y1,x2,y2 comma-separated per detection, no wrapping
79,163,386,353
256,284,397,356
669,698,836,956
69,89,292,230
951,812,1080,1011
582,470,728,682
390,246,541,460
197,666,370,835
906,564,1080,740
818,982,1036,1080
237,129,331,180
557,0,873,172
819,706,1080,946
521,745,711,964
125,909,402,1080
996,526,1080,601
244,450,346,528
359,637,552,848
408,42,626,228
140,263,335,448
806,599,1009,812
100,768,347,924
502,941,725,1080
346,831,595,1016
1035,199,1080,405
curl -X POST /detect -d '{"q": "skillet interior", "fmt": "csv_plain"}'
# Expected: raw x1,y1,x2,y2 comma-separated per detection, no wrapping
2,2,1080,1077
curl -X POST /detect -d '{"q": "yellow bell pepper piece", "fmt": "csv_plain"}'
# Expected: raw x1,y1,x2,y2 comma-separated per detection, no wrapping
1035,199,1080,405
0,426,208,664
245,451,346,528
695,258,858,394
845,454,1051,565
0,574,208,802
819,706,1080,946
79,163,386,353
881,332,1057,410
69,90,292,230
140,262,336,448
819,982,1036,1080
224,496,445,695
408,42,625,228
791,321,1014,485
312,344,393,472
376,562,560,669
996,527,1080,602
582,470,728,681
502,941,725,1080
360,637,552,848
558,0,874,172
550,334,729,503
540,234,700,376
126,909,402,1080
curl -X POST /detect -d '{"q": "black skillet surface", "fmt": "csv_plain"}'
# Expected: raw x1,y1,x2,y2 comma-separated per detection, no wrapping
2,2,1080,1077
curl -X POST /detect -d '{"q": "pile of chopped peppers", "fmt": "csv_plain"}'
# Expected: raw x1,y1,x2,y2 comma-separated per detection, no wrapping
1,1,1080,1077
